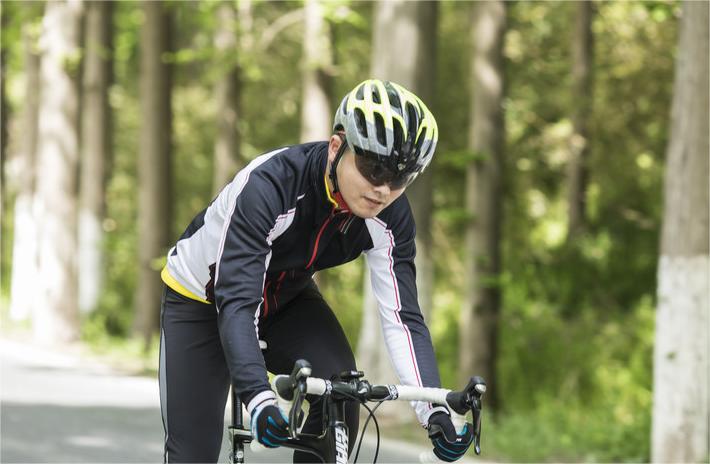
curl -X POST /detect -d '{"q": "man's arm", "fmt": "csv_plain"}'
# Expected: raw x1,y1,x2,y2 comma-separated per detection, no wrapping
364,197,448,426
214,171,285,410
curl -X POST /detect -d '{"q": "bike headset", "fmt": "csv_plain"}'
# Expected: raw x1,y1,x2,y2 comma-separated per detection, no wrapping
328,79,439,194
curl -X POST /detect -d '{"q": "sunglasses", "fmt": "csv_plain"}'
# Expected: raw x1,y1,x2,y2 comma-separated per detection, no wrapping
353,154,417,190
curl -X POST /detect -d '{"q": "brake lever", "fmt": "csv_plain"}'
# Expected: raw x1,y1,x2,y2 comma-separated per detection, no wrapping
287,360,312,439
469,377,486,455
289,380,306,439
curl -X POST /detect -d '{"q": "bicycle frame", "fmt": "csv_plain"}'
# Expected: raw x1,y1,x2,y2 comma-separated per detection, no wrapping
229,384,350,463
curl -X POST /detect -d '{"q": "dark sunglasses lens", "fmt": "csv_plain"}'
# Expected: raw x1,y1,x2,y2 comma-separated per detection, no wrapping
355,156,415,189
355,157,386,185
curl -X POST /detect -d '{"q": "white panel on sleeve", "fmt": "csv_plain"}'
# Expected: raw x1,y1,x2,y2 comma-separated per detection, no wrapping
364,217,431,424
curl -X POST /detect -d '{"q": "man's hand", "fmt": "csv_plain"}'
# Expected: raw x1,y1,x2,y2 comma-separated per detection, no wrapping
250,402,290,448
427,411,473,462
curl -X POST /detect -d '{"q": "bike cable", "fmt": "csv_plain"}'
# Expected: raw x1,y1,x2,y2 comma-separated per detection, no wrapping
332,390,382,463
352,401,383,463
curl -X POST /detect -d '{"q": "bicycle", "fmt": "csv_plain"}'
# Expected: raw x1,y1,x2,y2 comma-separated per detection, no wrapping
227,359,486,463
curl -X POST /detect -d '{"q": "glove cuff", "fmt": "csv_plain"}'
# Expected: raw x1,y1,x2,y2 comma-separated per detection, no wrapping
247,389,277,417
421,405,450,427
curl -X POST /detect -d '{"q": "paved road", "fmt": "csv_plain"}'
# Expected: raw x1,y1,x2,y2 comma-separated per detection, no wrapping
1,337,474,463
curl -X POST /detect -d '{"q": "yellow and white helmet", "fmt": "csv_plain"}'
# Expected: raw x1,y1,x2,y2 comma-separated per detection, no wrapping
333,79,438,186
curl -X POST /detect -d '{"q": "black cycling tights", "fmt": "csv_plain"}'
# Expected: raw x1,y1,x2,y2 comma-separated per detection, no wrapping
159,284,359,463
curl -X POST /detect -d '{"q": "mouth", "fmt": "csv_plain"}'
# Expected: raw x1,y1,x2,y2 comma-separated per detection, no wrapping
363,197,384,208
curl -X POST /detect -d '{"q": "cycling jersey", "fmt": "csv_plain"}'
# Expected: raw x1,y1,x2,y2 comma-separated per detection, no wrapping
162,141,444,425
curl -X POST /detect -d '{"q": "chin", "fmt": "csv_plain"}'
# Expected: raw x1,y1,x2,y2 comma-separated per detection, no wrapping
351,204,381,219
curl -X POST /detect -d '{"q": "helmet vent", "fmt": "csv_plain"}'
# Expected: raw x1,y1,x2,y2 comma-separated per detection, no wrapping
374,113,386,146
356,84,365,100
354,108,368,138
393,124,404,155
384,82,401,111
372,88,381,104
405,102,419,142
415,129,426,156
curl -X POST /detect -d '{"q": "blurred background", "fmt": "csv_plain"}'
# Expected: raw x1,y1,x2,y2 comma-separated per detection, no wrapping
0,0,707,462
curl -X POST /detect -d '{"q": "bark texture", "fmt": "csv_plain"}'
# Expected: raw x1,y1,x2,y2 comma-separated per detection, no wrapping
9,24,41,321
33,0,83,344
566,0,593,239
652,2,709,462
213,1,243,194
300,0,333,144
460,0,506,409
134,1,173,345
79,0,113,314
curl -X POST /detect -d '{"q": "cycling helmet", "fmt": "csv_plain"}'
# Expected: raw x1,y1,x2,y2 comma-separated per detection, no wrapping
330,79,438,191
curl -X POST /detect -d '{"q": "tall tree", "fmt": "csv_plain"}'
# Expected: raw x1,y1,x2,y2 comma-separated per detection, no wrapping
300,0,333,289
651,1,709,462
357,1,437,418
566,0,593,239
370,0,437,323
213,0,243,194
134,1,173,345
0,2,8,239
33,0,83,344
459,0,506,409
9,23,41,321
300,0,332,143
79,1,113,314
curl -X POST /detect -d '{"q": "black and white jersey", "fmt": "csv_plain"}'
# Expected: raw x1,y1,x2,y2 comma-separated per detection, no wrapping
162,142,444,425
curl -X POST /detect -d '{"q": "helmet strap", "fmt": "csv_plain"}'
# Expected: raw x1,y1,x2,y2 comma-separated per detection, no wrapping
329,134,348,194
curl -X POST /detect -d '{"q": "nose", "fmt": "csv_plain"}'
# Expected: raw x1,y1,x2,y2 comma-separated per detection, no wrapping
372,183,390,198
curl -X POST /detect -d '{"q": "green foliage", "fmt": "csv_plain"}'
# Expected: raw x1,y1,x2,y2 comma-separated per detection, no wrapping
93,80,140,337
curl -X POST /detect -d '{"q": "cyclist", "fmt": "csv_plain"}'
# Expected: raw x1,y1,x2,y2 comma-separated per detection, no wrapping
159,79,473,463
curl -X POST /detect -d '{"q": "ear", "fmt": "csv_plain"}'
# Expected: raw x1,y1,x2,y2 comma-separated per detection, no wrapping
327,134,343,163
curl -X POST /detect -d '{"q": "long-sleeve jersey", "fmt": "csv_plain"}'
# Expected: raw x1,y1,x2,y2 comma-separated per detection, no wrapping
161,142,444,425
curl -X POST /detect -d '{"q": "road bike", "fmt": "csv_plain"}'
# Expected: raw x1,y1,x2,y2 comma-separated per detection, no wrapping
227,359,486,463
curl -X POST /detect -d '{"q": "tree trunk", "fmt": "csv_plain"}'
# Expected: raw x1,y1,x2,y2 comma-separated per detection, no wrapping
9,24,41,322
651,2,709,462
357,0,437,422
134,1,172,346
300,0,332,144
300,0,333,289
213,1,243,194
459,0,506,410
1,3,8,241
33,0,83,344
566,0,593,240
369,0,437,323
79,0,113,314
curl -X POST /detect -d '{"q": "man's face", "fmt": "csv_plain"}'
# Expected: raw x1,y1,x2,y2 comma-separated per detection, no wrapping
327,136,406,218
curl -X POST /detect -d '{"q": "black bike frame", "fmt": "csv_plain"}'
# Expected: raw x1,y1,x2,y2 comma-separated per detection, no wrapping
229,387,347,464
